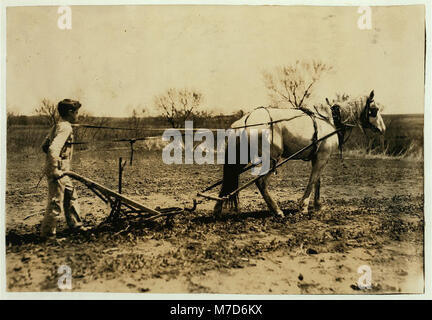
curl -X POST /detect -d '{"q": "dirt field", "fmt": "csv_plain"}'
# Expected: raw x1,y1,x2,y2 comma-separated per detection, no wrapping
5,149,424,294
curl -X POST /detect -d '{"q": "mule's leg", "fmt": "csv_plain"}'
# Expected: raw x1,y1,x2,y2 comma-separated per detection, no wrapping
314,177,322,211
255,174,284,217
298,154,330,214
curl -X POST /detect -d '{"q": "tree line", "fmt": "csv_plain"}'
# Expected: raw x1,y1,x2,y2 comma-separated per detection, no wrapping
10,60,333,128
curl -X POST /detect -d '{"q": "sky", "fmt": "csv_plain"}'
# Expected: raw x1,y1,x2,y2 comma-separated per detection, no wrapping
6,5,425,116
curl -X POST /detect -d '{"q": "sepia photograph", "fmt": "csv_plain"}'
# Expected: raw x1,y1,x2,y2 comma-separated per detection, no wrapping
1,1,430,297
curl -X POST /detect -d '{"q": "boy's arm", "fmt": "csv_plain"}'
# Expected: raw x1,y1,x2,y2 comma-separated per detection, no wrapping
47,123,72,176
41,127,53,153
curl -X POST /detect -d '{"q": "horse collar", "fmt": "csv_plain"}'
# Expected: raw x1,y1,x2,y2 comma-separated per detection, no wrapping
331,105,346,158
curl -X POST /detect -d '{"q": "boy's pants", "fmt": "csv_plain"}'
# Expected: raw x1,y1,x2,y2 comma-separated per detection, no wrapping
41,175,82,237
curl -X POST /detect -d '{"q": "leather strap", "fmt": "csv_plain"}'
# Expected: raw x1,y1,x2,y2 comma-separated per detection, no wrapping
244,107,277,170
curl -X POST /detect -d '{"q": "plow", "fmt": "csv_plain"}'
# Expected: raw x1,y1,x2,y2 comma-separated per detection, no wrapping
62,171,192,223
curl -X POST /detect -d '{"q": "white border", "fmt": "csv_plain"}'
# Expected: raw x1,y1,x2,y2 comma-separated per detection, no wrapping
1,0,430,301
423,0,431,301
0,0,429,6
0,0,6,302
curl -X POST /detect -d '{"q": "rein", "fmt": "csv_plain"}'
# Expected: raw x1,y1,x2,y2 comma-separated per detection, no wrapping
231,114,305,129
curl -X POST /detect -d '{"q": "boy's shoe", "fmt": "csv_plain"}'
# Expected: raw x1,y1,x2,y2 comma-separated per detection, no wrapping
40,234,56,241
40,234,64,244
69,222,90,232
40,229,56,241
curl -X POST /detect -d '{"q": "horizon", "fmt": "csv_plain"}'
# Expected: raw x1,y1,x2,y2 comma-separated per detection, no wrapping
6,111,424,120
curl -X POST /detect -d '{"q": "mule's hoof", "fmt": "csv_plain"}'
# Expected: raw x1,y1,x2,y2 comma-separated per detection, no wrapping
296,201,307,212
297,205,308,215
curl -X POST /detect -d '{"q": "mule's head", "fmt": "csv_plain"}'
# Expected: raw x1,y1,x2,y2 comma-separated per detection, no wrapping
360,90,386,134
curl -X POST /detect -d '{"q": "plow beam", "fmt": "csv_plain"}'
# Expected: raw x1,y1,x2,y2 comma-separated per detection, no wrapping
62,171,162,216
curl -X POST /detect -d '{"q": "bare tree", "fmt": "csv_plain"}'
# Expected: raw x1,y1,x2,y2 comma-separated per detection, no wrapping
312,92,351,122
263,60,332,110
126,107,147,137
154,88,203,128
193,109,215,127
334,92,350,103
77,110,93,122
34,98,59,125
128,107,146,130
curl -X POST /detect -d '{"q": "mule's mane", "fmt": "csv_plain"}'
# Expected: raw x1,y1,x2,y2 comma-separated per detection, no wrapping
313,95,382,126
338,96,368,125
249,95,382,126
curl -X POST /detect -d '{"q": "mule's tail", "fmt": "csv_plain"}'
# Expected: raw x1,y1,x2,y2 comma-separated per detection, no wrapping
218,162,246,210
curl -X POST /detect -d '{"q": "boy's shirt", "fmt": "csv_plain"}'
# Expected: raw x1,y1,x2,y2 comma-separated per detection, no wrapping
42,120,74,175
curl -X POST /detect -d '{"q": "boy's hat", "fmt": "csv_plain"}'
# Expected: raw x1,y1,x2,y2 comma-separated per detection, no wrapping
58,99,81,113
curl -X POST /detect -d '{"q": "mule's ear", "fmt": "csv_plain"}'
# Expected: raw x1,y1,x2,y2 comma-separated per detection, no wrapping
369,90,375,100
326,98,331,106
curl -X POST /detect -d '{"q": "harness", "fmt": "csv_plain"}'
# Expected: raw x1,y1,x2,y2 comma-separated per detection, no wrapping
244,106,277,170
294,106,319,161
244,106,319,164
238,97,377,166
331,105,345,158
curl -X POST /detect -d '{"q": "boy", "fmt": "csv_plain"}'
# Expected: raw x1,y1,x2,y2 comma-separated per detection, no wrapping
40,99,83,239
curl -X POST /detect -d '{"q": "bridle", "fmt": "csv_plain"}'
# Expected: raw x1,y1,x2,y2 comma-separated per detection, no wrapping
331,96,381,155
360,97,381,133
